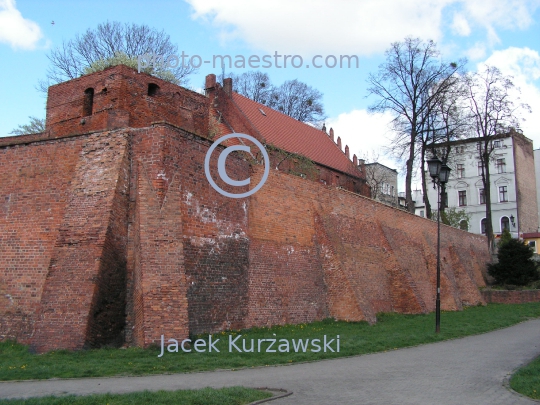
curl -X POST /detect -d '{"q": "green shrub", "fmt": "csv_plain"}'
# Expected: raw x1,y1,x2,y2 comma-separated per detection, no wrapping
488,238,539,286
498,228,513,246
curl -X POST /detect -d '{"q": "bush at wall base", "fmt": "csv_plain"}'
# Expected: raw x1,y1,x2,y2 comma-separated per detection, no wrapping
488,237,540,286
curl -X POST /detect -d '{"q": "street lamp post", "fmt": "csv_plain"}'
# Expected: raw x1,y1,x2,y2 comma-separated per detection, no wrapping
427,154,451,334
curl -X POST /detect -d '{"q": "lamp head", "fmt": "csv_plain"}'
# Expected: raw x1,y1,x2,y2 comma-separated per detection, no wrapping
427,155,442,180
439,163,451,184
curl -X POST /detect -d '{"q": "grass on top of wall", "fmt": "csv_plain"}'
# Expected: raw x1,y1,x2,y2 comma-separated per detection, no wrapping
1,302,539,381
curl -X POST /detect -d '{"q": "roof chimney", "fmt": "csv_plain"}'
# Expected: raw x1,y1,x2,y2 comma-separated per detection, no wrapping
345,145,350,159
353,154,358,165
223,77,232,96
322,123,327,133
205,74,216,91
337,136,342,150
329,127,334,141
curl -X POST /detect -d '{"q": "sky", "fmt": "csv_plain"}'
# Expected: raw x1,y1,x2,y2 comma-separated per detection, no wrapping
1,0,539,190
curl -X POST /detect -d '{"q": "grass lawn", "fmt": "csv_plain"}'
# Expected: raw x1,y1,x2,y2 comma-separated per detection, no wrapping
0,387,272,405
1,303,539,381
510,355,540,400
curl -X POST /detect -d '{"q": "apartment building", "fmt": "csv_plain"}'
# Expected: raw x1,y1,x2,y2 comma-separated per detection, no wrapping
426,130,538,239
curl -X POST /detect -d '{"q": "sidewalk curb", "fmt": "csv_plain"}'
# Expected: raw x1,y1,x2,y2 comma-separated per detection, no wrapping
249,388,293,404
503,356,540,404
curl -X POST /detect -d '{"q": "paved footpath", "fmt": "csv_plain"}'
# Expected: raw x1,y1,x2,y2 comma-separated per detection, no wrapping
1,319,539,404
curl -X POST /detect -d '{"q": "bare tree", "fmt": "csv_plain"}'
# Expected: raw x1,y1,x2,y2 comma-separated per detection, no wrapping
231,71,273,104
268,79,326,124
9,116,45,135
367,37,464,213
418,76,467,219
38,21,196,92
462,65,531,252
227,71,326,125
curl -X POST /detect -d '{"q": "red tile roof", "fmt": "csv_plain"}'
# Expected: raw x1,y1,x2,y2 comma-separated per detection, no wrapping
229,92,362,178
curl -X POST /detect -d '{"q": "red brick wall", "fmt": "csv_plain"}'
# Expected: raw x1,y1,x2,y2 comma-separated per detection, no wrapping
481,289,540,304
0,130,131,351
245,167,489,327
0,124,492,351
0,137,81,342
46,65,209,139
84,135,130,348
0,67,492,352
127,124,252,346
31,131,130,352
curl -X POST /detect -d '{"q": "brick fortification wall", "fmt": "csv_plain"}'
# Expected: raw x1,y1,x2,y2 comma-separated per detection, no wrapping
126,124,252,347
482,290,540,304
0,65,491,352
0,130,130,351
245,168,488,326
0,125,490,351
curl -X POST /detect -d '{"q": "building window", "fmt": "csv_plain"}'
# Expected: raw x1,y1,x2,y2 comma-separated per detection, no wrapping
494,140,503,148
481,218,487,234
457,164,464,178
83,88,94,116
459,220,468,231
496,158,506,174
479,188,486,204
501,216,510,231
499,186,508,202
529,241,537,253
477,161,485,176
420,210,425,217
148,83,159,96
458,190,467,206
455,146,464,154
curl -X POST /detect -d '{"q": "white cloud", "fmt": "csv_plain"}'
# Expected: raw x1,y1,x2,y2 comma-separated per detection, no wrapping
327,110,411,190
327,109,399,169
0,0,42,50
481,47,540,143
483,47,540,81
451,13,471,36
187,0,451,55
465,42,487,60
460,0,540,45
186,0,539,56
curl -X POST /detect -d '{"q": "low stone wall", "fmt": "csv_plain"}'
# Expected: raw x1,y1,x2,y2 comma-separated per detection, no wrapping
481,289,540,304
